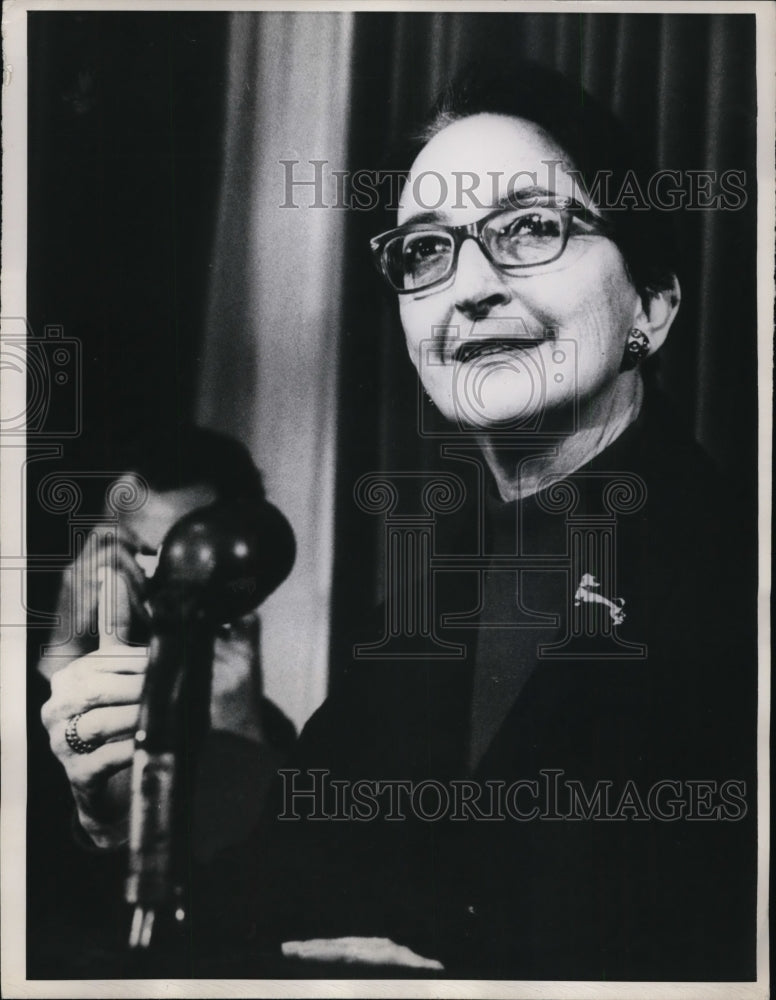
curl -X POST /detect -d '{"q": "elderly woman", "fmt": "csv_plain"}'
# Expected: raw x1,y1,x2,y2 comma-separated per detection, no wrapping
240,63,756,981
39,63,756,980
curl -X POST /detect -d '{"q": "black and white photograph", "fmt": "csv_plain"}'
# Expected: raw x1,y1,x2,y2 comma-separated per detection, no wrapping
1,2,771,996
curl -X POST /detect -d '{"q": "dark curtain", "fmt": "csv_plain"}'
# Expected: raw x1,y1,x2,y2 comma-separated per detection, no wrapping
26,12,228,618
330,12,758,675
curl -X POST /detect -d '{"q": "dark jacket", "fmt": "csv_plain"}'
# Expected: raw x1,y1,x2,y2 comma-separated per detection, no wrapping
233,396,757,981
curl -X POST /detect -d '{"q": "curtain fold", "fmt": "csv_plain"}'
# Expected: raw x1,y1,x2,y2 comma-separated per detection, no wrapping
198,12,354,730
199,11,757,727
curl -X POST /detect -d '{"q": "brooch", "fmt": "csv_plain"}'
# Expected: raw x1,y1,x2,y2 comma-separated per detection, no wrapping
573,573,626,625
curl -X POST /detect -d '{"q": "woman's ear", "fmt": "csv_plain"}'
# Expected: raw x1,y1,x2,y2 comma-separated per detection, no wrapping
631,275,681,356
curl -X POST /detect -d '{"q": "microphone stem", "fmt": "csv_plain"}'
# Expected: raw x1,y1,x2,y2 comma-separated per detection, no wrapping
125,615,214,950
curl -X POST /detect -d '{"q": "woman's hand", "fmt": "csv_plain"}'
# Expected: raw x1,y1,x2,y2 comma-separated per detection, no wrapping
41,568,148,848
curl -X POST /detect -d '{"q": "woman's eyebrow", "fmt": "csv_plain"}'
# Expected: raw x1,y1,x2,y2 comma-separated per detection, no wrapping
501,185,558,205
400,208,447,226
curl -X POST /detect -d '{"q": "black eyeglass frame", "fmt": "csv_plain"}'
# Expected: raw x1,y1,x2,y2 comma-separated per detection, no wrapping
369,200,612,294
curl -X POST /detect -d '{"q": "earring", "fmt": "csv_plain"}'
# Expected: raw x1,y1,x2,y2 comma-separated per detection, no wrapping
623,328,650,368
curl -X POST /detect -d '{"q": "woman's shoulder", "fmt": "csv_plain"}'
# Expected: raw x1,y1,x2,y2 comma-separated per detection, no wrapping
636,391,751,521
638,392,713,476
628,392,757,642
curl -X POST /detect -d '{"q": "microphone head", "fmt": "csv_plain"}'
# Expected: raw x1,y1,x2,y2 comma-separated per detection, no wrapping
150,498,296,623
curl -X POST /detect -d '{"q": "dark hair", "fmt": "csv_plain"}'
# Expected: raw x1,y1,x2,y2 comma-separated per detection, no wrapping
404,59,679,306
118,424,265,502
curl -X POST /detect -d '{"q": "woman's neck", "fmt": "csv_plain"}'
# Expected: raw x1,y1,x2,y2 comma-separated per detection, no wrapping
477,370,644,502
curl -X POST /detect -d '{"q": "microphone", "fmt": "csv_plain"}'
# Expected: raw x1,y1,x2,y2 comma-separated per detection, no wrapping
125,498,295,949
148,497,296,624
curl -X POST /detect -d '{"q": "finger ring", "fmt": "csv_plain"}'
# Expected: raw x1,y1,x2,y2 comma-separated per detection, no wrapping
64,713,100,755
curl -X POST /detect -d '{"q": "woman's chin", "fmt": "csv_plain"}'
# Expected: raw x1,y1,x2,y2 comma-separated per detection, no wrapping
430,381,553,432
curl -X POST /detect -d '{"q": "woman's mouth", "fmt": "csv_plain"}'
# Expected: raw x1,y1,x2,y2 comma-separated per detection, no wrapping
453,338,545,363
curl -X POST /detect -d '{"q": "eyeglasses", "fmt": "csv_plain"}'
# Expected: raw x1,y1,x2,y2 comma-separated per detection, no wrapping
369,198,610,294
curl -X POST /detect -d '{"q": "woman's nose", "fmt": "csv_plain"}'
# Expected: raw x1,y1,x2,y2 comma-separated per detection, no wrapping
453,237,512,320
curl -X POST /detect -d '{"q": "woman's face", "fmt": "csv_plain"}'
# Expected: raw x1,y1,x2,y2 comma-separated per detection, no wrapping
396,113,644,430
